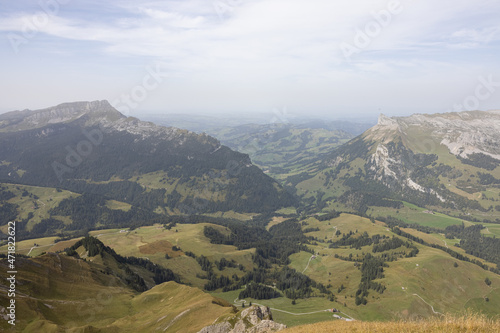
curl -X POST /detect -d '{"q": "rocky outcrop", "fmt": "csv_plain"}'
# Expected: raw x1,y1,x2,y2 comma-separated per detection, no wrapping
198,305,286,333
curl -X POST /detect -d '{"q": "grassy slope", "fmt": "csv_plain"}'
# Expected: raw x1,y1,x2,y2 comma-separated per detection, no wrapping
101,282,236,333
0,183,78,233
0,253,135,332
1,223,256,289
0,182,135,236
93,224,255,289
0,253,235,332
0,223,256,289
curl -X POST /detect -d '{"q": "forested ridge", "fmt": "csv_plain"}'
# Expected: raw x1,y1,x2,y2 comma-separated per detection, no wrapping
0,117,297,230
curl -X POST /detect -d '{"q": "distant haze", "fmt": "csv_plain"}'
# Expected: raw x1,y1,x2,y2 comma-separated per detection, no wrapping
1,0,500,117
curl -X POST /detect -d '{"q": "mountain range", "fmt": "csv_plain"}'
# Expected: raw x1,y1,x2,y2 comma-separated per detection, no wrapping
1,102,500,332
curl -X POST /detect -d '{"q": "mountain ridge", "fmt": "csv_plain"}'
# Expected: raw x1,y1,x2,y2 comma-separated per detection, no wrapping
0,101,296,239
293,109,500,219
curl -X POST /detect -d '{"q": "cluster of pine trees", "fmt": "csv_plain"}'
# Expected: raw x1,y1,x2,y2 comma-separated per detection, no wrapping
239,282,281,300
195,215,331,299
355,254,387,305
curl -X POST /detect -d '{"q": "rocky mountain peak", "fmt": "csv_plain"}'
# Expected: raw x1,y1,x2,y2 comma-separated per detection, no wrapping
0,100,125,132
377,113,397,126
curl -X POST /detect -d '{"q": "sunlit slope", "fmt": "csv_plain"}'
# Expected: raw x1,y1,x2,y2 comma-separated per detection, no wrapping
0,223,256,289
0,253,235,332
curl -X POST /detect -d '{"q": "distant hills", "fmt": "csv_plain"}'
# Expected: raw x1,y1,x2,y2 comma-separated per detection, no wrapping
144,114,372,181
202,123,353,180
140,113,374,137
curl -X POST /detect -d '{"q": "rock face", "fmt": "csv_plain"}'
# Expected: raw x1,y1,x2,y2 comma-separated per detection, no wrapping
369,111,500,160
360,111,500,200
316,110,500,212
198,305,287,333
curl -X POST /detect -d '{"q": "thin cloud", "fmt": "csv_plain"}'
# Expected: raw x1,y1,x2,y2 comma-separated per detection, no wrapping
0,0,499,115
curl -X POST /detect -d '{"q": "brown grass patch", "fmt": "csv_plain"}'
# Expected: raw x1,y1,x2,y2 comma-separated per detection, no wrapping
49,239,81,253
139,240,182,257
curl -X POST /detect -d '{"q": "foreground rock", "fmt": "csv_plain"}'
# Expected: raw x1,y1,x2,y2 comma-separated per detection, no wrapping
198,305,287,333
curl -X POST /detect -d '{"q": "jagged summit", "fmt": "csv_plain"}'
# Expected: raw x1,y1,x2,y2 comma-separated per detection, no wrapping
377,113,397,126
0,100,125,132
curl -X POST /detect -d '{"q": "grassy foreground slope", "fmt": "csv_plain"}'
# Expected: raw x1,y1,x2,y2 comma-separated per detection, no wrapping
283,313,500,333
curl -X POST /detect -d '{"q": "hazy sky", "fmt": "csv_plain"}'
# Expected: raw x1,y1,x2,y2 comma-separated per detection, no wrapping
1,0,500,119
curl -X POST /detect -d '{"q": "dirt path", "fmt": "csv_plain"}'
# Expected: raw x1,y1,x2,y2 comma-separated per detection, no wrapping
95,230,123,238
412,294,443,315
302,255,314,273
24,243,54,255
323,225,338,250
332,225,338,239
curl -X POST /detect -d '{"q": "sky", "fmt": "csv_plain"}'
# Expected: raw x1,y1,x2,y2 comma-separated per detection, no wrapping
1,0,500,120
